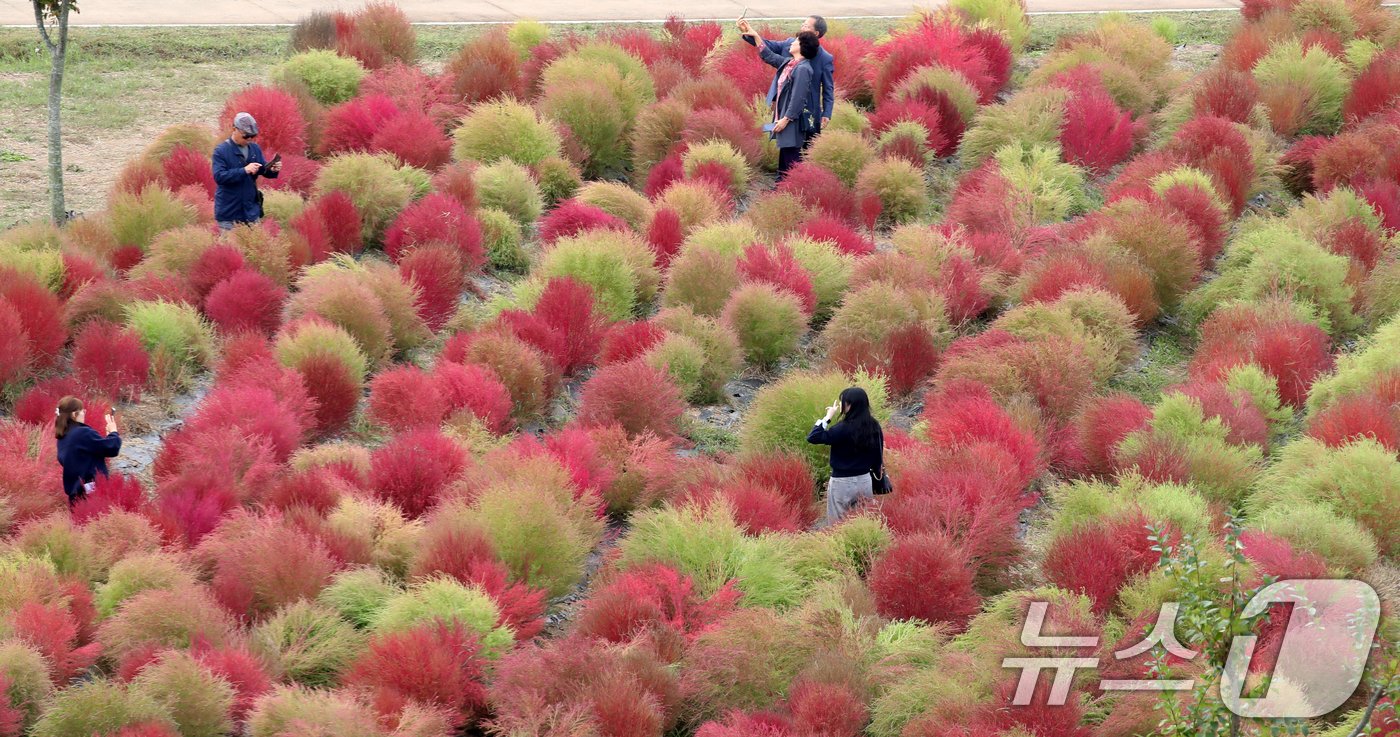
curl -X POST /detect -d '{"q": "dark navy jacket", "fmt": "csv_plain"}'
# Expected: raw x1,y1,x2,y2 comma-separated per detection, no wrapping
212,138,278,223
56,423,121,498
807,420,883,478
744,35,836,123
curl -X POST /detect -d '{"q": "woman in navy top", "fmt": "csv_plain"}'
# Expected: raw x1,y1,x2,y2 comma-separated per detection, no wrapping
55,396,121,507
806,386,883,525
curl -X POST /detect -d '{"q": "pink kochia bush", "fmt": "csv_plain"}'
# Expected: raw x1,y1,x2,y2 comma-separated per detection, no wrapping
219,86,308,156
537,200,630,246
868,534,981,630
345,620,488,725
575,562,741,647
382,192,485,271
497,277,612,378
578,359,686,440
204,269,288,336
369,428,471,518
196,510,339,621
72,320,151,402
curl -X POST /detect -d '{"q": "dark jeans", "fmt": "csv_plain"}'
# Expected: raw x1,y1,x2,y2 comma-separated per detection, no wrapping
802,124,822,150
217,218,260,233
777,147,803,182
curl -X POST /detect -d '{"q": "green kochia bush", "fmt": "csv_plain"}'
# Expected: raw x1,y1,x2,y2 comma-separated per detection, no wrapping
96,552,198,617
125,300,215,388
477,207,530,272
1182,223,1358,337
273,49,365,105
369,575,515,658
250,601,365,688
806,129,876,190
540,75,631,178
1253,39,1351,136
722,283,807,368
1306,311,1400,415
453,99,563,168
741,369,892,482
576,181,654,232
1247,437,1400,558
247,684,382,737
534,230,660,321
474,160,544,227
317,566,399,628
0,640,51,733
654,306,744,405
108,186,198,252
130,651,235,737
31,679,176,737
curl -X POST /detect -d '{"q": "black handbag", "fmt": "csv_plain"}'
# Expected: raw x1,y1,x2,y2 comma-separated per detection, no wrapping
870,430,892,495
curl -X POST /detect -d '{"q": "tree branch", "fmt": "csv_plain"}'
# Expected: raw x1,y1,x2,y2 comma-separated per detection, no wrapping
33,1,56,52
1347,685,1386,737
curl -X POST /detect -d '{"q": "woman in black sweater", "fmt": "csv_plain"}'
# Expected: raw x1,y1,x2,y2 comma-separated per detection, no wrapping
55,396,121,507
806,386,883,525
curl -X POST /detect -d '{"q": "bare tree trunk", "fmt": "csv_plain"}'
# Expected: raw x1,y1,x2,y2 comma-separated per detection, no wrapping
34,1,70,224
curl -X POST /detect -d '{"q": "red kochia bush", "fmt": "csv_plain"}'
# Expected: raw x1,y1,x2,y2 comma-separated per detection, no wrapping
346,620,488,724
1070,393,1152,476
0,271,67,369
70,472,148,524
1189,303,1334,408
162,145,217,198
72,321,150,402
575,562,740,645
189,243,246,299
219,85,309,156
294,191,364,258
601,320,666,365
433,361,514,434
920,380,1044,490
201,513,339,621
367,365,445,431
505,277,611,377
868,97,957,158
644,155,687,200
204,269,287,337
713,39,778,99
578,359,685,440
867,534,981,630
0,675,20,737
9,600,102,685
801,215,875,256
293,352,361,439
537,200,630,246
1307,394,1400,452
382,192,484,271
1359,180,1400,234
399,243,464,331
723,482,803,534
192,641,273,722
789,680,866,737
407,521,547,640
432,162,479,211
647,208,685,268
369,428,471,518
1194,67,1260,123
317,94,402,157
776,163,856,222
1344,52,1400,124
870,18,997,104
445,29,524,105
58,251,104,300
1059,89,1140,176
736,243,816,315
1166,115,1255,217
734,451,817,527
371,111,452,171
0,301,27,388
683,107,765,167
180,379,312,463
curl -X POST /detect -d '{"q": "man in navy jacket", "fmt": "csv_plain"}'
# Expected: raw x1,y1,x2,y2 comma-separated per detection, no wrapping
739,15,835,139
212,112,281,232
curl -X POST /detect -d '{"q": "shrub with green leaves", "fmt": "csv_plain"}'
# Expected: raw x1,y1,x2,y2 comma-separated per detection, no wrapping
315,153,413,243
540,73,632,177
722,283,807,368
508,18,550,51
453,98,563,167
262,189,305,226
273,49,364,104
465,466,604,597
477,206,530,272
108,186,198,252
96,552,198,617
654,306,744,404
125,300,214,387
324,495,422,579
542,43,655,126
646,332,708,402
683,141,752,197
0,640,51,733
893,65,981,127
741,369,892,481
474,160,544,226
96,587,236,662
130,651,235,737
31,679,175,737
662,244,740,317
992,288,1136,382
1251,501,1378,575
370,575,515,657
247,684,382,737
1306,311,1400,415
951,0,1031,50
856,157,929,225
250,601,365,688
992,141,1091,226
787,237,853,321
274,318,369,384
576,181,653,232
1253,39,1350,136
1182,223,1358,337
960,87,1070,169
317,567,400,628
1118,394,1264,504
806,129,876,190
535,230,659,320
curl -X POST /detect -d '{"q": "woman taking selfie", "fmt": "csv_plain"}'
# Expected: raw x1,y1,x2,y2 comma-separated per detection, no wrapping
746,28,821,181
806,387,885,525
55,396,121,507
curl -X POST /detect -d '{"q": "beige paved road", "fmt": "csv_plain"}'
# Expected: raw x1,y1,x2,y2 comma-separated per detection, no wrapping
0,0,1240,26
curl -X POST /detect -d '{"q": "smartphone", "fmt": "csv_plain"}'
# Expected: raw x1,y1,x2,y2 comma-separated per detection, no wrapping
269,153,282,168
740,6,748,19
762,123,776,132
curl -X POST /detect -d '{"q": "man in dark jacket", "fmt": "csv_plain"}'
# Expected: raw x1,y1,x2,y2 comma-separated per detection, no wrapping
738,15,835,137
212,112,281,232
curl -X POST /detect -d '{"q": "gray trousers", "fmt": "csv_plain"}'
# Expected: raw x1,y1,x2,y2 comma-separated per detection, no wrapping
217,219,260,233
826,474,873,526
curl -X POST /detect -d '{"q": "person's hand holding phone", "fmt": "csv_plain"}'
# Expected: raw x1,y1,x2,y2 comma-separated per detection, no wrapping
823,397,841,422
269,153,283,173
105,412,118,434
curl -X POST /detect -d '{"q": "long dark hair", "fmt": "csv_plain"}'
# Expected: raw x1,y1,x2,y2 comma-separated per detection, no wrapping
55,396,83,440
838,387,881,450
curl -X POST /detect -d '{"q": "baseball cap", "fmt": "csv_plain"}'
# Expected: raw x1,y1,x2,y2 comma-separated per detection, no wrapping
233,112,259,137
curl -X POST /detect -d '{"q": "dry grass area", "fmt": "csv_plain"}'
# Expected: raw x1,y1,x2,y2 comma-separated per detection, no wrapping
0,10,1240,225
